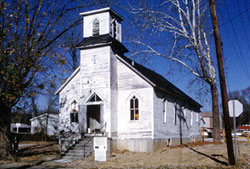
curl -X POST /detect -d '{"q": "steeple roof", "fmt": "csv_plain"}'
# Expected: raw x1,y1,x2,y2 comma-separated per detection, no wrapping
76,34,128,54
79,7,123,21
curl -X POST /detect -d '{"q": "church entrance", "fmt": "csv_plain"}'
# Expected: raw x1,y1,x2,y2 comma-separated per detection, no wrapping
87,105,101,132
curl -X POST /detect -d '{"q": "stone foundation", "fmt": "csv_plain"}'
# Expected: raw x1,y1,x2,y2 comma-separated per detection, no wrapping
111,137,201,152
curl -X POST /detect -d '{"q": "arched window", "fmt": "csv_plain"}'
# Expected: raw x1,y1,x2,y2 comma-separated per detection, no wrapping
113,20,117,38
93,18,99,36
163,101,167,123
130,96,139,120
174,104,177,125
70,100,78,123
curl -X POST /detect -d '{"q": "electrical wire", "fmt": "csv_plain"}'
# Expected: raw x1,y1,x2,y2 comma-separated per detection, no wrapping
223,1,250,81
236,0,250,55
219,6,250,27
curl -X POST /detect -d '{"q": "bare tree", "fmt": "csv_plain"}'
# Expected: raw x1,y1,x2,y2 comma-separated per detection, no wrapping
129,0,220,141
61,25,82,71
0,0,114,156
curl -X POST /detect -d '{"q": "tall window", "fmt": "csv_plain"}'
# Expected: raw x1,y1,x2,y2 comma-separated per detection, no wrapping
113,20,117,38
183,108,186,124
93,18,99,36
130,96,139,120
70,100,78,123
163,101,167,123
190,111,193,126
196,112,199,122
174,105,177,125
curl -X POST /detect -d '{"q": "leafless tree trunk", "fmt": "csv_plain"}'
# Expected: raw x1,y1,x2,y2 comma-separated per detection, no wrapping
211,82,220,141
129,0,221,142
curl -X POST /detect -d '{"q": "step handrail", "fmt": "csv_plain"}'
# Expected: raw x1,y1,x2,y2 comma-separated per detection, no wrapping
59,124,81,153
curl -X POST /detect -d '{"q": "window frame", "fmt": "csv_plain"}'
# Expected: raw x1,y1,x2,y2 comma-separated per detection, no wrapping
174,104,177,125
190,110,193,126
163,101,167,123
92,18,100,36
196,112,199,122
130,96,139,121
113,20,117,38
70,111,79,123
183,108,186,125
70,100,79,123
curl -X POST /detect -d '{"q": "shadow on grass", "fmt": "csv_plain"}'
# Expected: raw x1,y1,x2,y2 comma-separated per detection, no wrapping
16,156,60,169
19,144,54,152
18,144,59,157
185,145,228,166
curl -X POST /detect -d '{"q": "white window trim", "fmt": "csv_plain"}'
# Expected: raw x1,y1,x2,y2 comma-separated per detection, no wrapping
190,111,193,126
182,108,186,125
173,104,177,125
71,101,79,112
196,112,199,122
127,93,141,122
92,18,100,36
163,101,167,123
130,96,139,121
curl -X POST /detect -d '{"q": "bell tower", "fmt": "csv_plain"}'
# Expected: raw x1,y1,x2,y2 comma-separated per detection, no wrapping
77,7,128,137
80,7,122,42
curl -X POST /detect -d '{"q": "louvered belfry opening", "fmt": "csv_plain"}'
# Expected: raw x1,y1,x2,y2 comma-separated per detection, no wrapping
93,18,99,36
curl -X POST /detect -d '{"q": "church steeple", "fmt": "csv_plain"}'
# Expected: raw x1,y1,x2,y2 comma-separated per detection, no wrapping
77,7,128,54
80,7,123,42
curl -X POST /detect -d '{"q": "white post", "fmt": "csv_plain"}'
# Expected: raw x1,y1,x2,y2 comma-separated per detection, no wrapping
16,123,21,133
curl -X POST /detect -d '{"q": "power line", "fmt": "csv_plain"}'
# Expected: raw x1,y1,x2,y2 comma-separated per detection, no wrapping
220,6,250,27
217,7,239,93
236,0,250,54
217,6,249,80
223,1,250,81
244,0,250,40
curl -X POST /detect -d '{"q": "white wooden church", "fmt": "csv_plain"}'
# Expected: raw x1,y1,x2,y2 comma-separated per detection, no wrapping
56,7,202,152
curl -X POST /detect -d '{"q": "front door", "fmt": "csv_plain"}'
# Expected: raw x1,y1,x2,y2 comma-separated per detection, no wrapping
87,105,100,132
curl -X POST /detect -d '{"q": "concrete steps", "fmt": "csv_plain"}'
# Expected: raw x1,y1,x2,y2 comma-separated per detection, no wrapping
62,137,93,160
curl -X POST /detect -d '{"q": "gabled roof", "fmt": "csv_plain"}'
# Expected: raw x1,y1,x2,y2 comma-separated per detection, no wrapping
76,34,128,54
55,67,80,95
11,123,30,128
201,112,213,117
30,113,59,121
56,34,201,108
117,55,202,108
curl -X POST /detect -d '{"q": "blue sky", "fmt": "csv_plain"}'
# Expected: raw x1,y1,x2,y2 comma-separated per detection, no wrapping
37,0,250,112
218,0,250,92
108,0,250,112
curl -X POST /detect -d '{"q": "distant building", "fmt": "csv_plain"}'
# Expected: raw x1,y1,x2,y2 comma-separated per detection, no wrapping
11,123,31,133
30,113,59,136
200,112,222,133
238,125,250,131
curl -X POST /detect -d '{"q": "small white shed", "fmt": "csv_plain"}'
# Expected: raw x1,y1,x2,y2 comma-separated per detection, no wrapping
30,113,59,136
